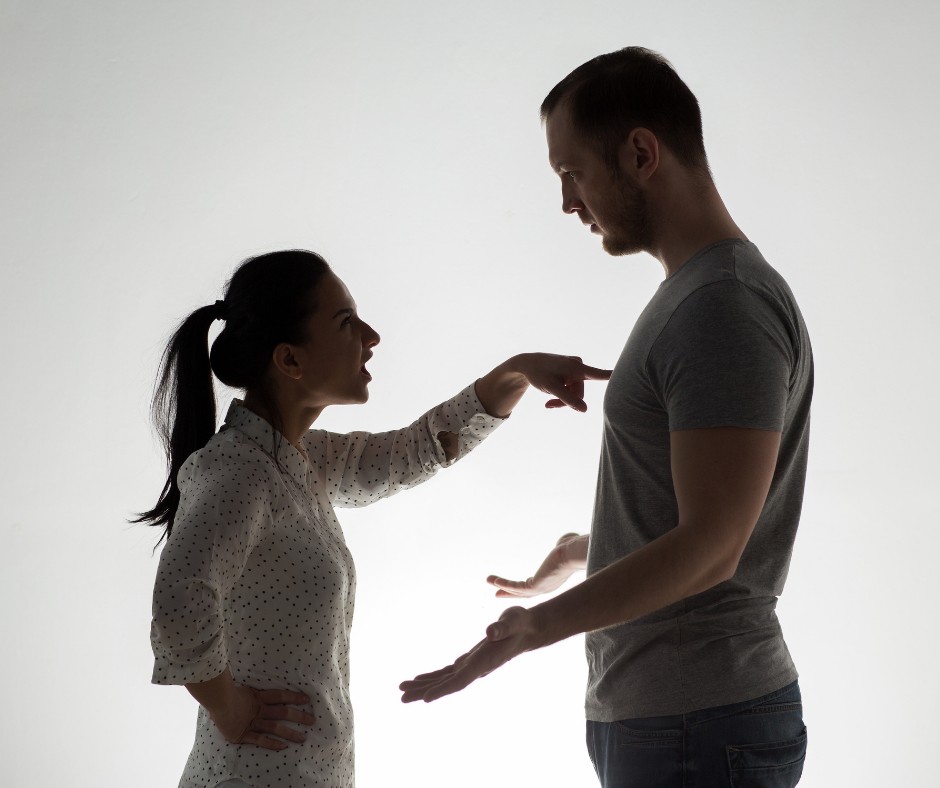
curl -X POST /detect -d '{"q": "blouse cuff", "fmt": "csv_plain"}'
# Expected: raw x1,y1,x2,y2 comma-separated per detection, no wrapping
431,383,504,467
151,622,229,686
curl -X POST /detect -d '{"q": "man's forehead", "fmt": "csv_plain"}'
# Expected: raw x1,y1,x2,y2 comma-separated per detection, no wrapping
545,108,578,170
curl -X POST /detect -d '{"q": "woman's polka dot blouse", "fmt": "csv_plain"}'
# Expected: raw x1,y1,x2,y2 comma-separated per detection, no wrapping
151,384,502,787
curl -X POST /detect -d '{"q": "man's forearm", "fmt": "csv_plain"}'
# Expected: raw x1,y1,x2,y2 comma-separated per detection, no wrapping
528,524,734,650
399,523,737,704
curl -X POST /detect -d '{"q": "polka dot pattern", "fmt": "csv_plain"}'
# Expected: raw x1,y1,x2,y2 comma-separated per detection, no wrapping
151,384,502,787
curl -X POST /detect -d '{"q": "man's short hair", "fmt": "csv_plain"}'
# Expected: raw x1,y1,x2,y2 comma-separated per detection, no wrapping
541,47,709,175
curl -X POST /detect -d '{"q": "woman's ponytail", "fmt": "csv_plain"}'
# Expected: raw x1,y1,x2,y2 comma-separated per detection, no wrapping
134,302,223,542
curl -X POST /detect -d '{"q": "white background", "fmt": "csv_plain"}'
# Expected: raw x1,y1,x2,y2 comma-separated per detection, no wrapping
2,1,938,785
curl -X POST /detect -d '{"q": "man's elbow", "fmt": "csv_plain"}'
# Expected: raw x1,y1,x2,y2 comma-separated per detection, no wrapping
712,531,753,585
713,556,741,586
686,524,752,590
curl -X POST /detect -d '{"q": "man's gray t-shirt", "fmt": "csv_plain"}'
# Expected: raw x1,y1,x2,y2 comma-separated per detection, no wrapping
585,239,813,721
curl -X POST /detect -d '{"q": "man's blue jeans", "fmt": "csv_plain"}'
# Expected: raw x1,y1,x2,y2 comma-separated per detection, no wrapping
586,680,807,787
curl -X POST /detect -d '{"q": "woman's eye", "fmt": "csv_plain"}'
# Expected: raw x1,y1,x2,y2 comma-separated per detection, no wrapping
567,171,577,182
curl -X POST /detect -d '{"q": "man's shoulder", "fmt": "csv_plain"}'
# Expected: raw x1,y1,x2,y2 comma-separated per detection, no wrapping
666,240,800,326
673,239,783,291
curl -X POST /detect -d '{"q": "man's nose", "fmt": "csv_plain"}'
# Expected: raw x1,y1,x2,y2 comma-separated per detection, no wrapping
561,181,582,214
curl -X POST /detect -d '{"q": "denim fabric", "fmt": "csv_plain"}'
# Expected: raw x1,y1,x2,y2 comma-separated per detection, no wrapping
586,681,806,787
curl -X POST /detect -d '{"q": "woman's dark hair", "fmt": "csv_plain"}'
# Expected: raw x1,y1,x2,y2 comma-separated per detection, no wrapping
540,46,710,176
134,249,332,543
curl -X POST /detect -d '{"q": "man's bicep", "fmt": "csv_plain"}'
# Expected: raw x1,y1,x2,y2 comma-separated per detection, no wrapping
670,427,781,573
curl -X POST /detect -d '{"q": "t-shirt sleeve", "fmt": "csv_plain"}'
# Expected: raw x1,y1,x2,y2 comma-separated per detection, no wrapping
304,383,503,508
647,281,794,432
150,445,273,685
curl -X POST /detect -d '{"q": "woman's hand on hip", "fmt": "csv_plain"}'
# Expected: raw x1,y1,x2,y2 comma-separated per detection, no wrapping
213,684,316,751
186,669,315,751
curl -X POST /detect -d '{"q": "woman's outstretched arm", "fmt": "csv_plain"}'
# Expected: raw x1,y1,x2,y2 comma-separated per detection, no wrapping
311,353,611,506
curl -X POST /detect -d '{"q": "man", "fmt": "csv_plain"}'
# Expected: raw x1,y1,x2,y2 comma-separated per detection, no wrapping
401,47,812,787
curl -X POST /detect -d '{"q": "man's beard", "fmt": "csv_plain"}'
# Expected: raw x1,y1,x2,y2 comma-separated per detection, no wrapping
599,174,655,257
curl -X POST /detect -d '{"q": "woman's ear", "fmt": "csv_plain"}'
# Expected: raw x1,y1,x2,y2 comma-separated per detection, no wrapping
271,343,304,381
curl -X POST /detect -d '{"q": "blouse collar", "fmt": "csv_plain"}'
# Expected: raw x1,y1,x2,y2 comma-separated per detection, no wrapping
221,399,310,487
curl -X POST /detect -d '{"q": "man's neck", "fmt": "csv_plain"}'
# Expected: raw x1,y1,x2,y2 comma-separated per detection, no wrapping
649,179,746,278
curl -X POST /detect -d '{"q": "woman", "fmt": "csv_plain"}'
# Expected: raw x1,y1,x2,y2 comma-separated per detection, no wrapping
140,249,608,787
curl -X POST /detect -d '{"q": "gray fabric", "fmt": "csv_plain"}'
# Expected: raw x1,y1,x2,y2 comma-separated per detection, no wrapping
585,239,813,721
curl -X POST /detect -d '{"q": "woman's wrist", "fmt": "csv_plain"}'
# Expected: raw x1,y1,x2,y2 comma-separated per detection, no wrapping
185,668,238,716
475,355,531,418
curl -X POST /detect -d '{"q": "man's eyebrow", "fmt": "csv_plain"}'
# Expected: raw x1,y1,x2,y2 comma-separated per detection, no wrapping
332,307,354,319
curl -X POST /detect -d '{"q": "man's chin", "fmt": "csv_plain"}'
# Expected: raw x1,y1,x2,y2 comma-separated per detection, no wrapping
601,235,644,256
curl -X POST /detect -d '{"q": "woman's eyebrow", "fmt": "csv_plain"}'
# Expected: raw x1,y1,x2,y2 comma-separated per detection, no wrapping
332,307,354,319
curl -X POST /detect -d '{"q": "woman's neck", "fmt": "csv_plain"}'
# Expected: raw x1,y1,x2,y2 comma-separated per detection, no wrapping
242,389,323,448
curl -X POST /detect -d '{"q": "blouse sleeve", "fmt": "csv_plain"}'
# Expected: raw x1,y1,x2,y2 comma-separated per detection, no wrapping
305,382,503,508
150,442,274,685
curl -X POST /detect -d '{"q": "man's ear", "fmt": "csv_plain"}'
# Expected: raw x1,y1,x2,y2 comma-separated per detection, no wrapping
271,342,304,381
618,127,660,180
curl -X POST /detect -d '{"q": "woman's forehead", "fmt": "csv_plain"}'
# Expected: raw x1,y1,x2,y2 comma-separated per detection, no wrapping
318,272,356,312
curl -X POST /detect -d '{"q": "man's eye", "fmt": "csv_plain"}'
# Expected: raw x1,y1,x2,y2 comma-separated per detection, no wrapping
567,172,577,182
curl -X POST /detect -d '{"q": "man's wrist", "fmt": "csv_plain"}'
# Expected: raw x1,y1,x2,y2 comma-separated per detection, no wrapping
557,532,580,568
561,533,589,568
525,602,563,652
